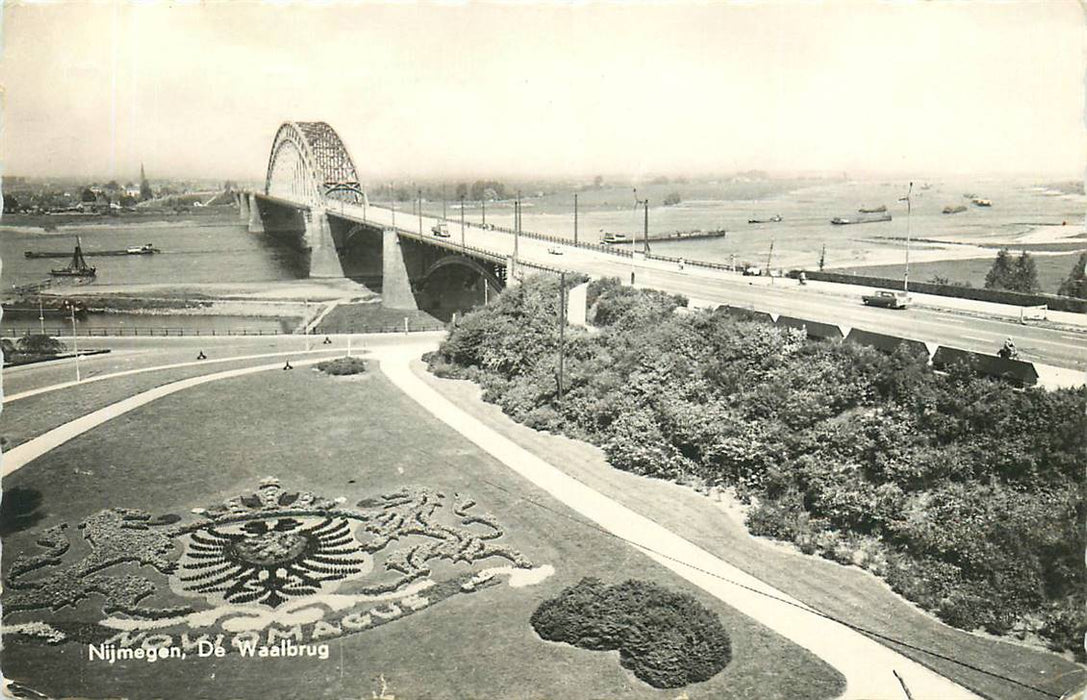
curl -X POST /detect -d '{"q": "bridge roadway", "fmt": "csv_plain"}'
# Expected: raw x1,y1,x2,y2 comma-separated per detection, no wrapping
325,200,1087,372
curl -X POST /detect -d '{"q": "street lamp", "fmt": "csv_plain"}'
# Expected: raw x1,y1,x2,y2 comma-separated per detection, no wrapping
70,303,80,382
460,195,466,248
898,182,913,293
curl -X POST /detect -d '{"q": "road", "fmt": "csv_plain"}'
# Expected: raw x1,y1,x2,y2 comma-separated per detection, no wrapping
337,202,1087,371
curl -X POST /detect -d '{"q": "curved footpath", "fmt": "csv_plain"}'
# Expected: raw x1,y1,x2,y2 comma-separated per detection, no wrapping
373,346,979,700
2,338,982,698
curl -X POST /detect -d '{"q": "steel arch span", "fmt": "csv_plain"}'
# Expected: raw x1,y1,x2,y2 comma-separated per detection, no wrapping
265,121,366,208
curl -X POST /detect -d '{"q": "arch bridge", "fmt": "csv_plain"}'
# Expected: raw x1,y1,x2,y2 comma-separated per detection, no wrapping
238,121,510,312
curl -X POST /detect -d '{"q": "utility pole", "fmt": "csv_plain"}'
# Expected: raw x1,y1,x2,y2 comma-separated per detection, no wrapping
442,184,447,221
558,272,566,406
643,198,650,255
514,191,521,260
417,188,423,236
899,182,913,293
766,238,775,279
38,295,45,335
573,193,578,245
460,195,466,248
390,183,396,228
482,199,486,228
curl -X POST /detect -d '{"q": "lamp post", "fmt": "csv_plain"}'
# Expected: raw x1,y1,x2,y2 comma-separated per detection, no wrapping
573,193,578,245
514,191,521,261
417,188,423,236
70,303,80,382
460,195,466,248
899,182,913,293
390,183,396,228
557,271,566,407
38,295,45,335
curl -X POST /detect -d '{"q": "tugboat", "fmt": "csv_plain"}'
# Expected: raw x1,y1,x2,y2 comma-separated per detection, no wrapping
747,214,783,224
50,238,96,278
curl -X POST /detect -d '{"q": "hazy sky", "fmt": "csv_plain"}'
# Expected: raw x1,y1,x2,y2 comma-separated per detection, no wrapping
1,1,1084,182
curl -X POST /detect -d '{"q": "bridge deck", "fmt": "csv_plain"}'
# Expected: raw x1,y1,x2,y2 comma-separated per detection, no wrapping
252,195,1087,371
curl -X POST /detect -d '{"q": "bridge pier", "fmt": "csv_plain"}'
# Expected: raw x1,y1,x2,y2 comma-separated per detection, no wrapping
247,193,264,233
306,208,343,278
238,192,250,223
382,228,419,310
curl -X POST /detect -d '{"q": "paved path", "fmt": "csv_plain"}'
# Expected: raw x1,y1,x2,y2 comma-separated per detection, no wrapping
4,347,344,404
376,346,980,700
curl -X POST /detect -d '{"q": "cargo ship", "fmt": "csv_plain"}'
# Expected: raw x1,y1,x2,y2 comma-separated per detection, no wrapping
831,213,892,225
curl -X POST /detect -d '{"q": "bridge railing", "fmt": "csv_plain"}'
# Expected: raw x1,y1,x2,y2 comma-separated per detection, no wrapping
0,324,446,338
411,206,635,259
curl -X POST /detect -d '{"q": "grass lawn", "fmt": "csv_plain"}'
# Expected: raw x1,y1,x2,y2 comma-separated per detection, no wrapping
832,250,1085,296
413,362,1087,700
1,362,843,699
0,353,337,450
315,302,445,334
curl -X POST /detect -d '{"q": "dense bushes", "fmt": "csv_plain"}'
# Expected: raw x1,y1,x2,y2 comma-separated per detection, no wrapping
429,275,1086,657
531,577,731,688
315,356,368,375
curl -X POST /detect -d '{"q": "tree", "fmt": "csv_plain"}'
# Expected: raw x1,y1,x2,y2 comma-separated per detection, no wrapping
455,183,468,200
663,192,682,206
593,175,604,188
1057,252,1087,299
81,188,96,203
105,180,120,192
1012,251,1039,293
984,248,1017,291
16,334,65,356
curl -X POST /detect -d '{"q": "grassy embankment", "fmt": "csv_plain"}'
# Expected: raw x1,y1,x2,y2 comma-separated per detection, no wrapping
833,250,1085,296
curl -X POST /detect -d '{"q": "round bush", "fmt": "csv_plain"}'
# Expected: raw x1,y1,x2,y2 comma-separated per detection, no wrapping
315,356,368,376
531,577,731,688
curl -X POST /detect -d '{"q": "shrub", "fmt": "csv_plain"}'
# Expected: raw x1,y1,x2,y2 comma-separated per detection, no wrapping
531,577,731,688
16,334,65,356
315,356,368,376
433,273,1087,658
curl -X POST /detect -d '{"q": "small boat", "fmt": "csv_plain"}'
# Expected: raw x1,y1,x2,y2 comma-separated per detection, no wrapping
600,231,630,244
858,205,887,214
971,198,992,207
943,205,968,215
747,215,783,224
125,243,157,254
831,213,892,225
50,238,96,278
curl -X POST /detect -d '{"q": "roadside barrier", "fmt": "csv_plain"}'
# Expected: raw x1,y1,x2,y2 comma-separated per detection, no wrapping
775,315,844,340
931,346,1040,387
844,329,930,358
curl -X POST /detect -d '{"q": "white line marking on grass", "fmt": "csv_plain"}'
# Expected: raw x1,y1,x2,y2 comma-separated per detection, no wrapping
4,348,344,404
1,357,331,477
377,350,980,700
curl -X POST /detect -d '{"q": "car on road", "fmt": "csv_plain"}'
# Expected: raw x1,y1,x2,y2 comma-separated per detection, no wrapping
431,223,450,238
547,246,564,255
862,290,911,309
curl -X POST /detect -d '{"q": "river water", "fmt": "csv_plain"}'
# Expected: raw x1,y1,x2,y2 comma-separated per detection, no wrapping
1,179,1082,334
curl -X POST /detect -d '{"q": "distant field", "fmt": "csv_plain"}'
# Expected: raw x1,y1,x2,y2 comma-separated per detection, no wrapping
832,250,1085,295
